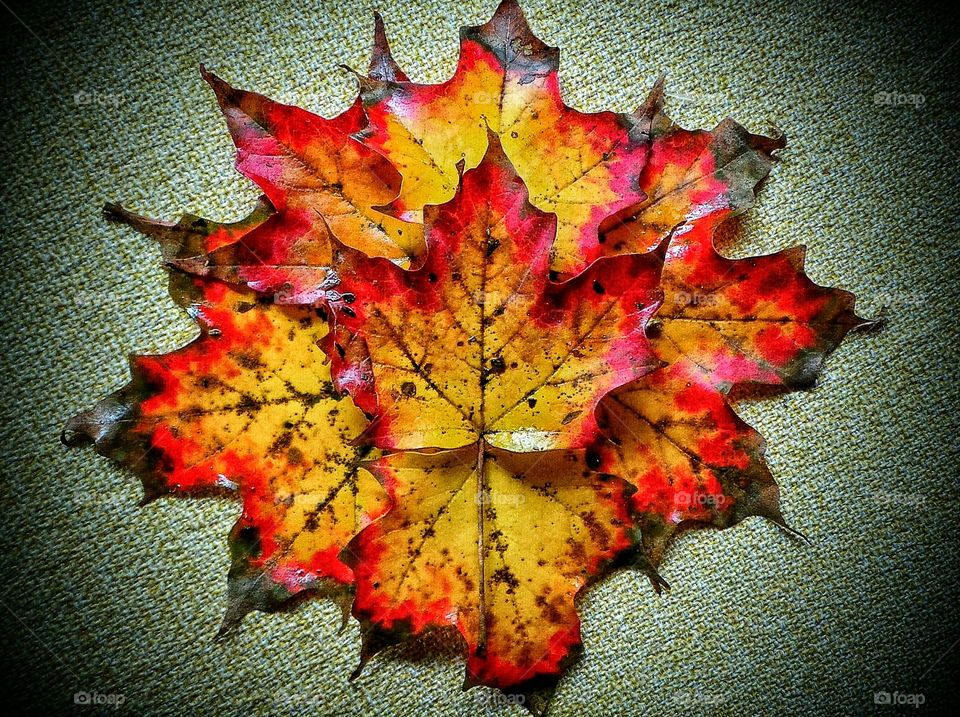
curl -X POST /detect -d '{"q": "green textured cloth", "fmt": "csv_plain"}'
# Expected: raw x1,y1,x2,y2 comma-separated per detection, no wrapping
1,0,958,714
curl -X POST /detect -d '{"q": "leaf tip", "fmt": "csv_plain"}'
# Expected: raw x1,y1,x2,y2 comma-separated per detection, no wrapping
850,308,889,335
463,0,558,75
368,9,408,82
137,481,168,507
765,509,810,545
214,611,241,642
752,124,788,154
102,201,125,223
199,64,232,105
61,412,92,447
638,76,667,119
631,550,671,594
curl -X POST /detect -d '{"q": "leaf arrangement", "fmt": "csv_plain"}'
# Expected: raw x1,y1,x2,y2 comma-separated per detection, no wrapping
63,0,871,709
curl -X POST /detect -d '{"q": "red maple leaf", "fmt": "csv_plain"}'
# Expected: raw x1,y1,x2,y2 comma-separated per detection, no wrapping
64,1,872,709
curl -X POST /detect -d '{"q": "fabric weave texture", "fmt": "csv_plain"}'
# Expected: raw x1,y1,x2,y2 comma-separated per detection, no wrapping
0,0,958,714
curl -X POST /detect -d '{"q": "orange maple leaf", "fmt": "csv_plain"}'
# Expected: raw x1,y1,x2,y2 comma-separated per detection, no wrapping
64,0,872,708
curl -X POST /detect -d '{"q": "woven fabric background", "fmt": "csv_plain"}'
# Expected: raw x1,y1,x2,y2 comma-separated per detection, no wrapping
1,0,958,714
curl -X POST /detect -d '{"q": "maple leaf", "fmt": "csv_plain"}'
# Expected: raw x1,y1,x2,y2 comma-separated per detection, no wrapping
321,135,658,691
353,0,659,278
593,208,868,577
346,446,634,694
103,64,424,305
328,133,663,452
64,0,873,711
596,111,786,260
62,273,387,628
